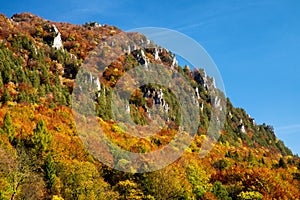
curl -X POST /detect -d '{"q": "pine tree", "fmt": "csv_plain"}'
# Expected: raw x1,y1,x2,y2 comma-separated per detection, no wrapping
16,68,28,84
2,63,12,84
2,88,11,104
248,151,255,163
31,70,40,88
44,154,57,191
17,91,28,103
40,65,49,85
0,71,3,87
38,84,46,97
212,181,231,200
31,120,52,152
278,157,287,168
2,112,15,142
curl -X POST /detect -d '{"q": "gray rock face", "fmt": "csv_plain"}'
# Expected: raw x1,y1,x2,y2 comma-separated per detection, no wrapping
95,77,101,91
93,22,101,27
212,77,216,88
195,87,200,100
163,103,169,113
154,89,164,105
125,44,137,54
239,124,246,134
200,102,204,112
135,49,149,70
86,72,101,92
154,48,161,61
202,70,208,88
239,118,243,124
143,106,151,118
171,56,178,69
125,104,130,114
52,25,63,50
191,95,198,105
141,88,170,118
141,50,147,65
238,119,246,133
213,96,221,109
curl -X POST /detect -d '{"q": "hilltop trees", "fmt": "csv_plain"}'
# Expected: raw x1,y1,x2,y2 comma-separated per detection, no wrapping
0,12,299,199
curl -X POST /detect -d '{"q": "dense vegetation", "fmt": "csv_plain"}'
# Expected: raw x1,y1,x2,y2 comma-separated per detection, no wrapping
0,13,299,200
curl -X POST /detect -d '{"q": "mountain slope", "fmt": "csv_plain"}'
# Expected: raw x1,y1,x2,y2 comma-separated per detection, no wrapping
0,13,299,200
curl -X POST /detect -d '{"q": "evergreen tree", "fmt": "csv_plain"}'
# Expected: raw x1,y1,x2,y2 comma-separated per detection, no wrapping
247,151,255,163
17,90,28,103
40,65,49,85
2,88,11,104
38,84,46,97
0,71,3,87
31,120,52,152
2,112,15,142
2,62,12,84
2,63,12,84
62,89,71,106
54,72,61,87
278,157,287,168
212,181,231,200
31,70,40,88
44,154,57,191
16,68,28,84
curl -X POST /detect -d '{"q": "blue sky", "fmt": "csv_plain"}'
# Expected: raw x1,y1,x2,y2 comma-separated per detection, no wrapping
1,0,300,155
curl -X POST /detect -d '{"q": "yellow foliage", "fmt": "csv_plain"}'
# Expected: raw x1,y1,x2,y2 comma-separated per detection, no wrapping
52,195,64,200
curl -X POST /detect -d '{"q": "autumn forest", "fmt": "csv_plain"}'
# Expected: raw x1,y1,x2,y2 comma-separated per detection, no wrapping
0,13,299,200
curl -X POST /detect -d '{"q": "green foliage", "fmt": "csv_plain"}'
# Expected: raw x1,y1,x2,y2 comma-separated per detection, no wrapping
212,181,231,200
276,140,293,156
142,166,191,199
0,61,12,85
278,157,287,168
0,13,299,199
237,191,263,200
186,162,210,198
1,112,15,142
1,89,11,104
30,70,40,88
0,45,22,84
111,124,125,134
11,34,34,52
0,72,3,88
247,151,256,164
96,86,113,120
50,48,80,79
57,161,118,200
214,159,230,171
40,65,50,85
225,150,240,160
44,154,57,191
31,120,52,152
114,180,144,200
0,191,6,200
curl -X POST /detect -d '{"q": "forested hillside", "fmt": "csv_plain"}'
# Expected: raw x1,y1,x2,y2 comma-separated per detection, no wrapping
0,13,299,200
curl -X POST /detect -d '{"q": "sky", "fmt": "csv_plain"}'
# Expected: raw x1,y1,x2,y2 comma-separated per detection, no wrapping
1,0,300,155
